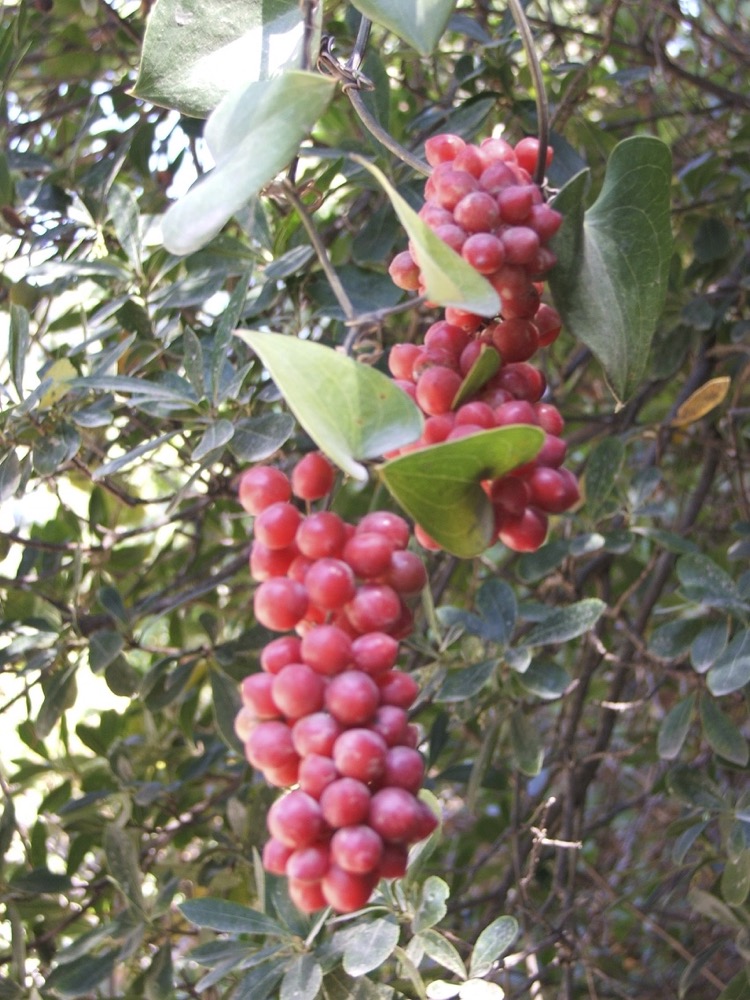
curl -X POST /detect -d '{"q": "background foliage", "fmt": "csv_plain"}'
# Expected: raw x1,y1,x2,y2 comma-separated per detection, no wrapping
1,0,749,998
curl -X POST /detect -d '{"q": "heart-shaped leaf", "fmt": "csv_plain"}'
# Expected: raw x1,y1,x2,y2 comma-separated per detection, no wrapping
350,0,458,55
378,426,544,557
134,0,311,118
162,71,335,255
352,157,500,318
548,136,673,403
236,330,423,480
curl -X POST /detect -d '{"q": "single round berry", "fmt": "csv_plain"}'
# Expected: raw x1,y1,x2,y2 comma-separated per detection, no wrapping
261,635,302,675
357,512,411,550
345,585,402,635
331,825,384,875
383,746,426,793
378,670,420,709
462,233,506,274
333,728,388,784
389,343,422,380
514,136,553,175
288,878,327,913
246,720,298,772
304,558,356,611
416,366,462,416
319,777,371,828
389,249,421,291
351,632,399,675
378,844,409,879
490,318,540,363
254,502,302,550
453,191,499,232
240,673,279,719
325,671,381,726
431,166,479,210
272,663,325,720
300,625,353,676
292,712,344,758
497,185,535,224
298,753,339,798
425,133,466,166
321,865,377,913
267,791,324,849
249,541,297,581
287,842,331,883
343,532,394,579
371,705,410,747
262,837,293,876
254,578,308,631
238,466,291,515
292,452,335,501
385,550,427,595
497,507,548,552
369,787,421,843
296,511,347,559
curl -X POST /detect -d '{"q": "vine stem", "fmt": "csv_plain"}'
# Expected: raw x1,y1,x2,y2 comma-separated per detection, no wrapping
345,89,431,176
281,180,357,323
506,0,550,186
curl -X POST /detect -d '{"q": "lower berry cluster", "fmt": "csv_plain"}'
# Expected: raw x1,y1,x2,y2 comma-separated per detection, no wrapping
388,132,579,553
235,457,437,914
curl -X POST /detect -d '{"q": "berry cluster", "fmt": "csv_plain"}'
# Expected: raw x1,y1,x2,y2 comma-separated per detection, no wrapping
235,457,438,914
387,133,579,554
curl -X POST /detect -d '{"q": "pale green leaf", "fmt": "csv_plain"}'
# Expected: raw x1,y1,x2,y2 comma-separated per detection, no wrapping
657,694,695,761
350,0,457,55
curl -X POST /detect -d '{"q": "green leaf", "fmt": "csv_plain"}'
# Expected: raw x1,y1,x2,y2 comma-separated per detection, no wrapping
475,580,517,645
353,157,499,317
516,660,570,699
178,898,286,937
426,982,461,1000
280,954,322,1000
418,930,467,979
9,304,29,397
212,266,252,404
162,72,335,255
549,137,673,402
107,184,142,274
104,825,145,914
230,414,296,462
89,631,124,673
469,916,518,978
509,710,544,776
0,450,21,502
69,374,198,404
135,0,309,118
721,851,750,907
9,867,73,894
677,553,745,611
92,431,180,480
657,694,695,760
191,419,235,460
350,0,457,55
236,330,422,480
718,971,750,1000
691,621,729,674
687,888,744,932
437,659,496,702
521,599,605,647
452,344,501,407
210,667,243,754
459,982,504,1000
707,629,750,696
699,696,749,766
43,952,118,997
379,426,544,558
412,876,450,933
583,437,624,519
36,665,77,739
339,917,400,976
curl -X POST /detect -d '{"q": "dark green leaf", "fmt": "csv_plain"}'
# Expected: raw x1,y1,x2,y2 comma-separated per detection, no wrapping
517,660,570,700
36,665,77,739
412,875,450,933
92,431,180,480
339,917,400,976
657,694,695,760
350,0,457,55
694,218,730,263
549,137,673,401
718,971,750,1000
436,659,496,702
380,426,544,558
691,622,729,674
107,184,142,274
699,695,749,766
707,629,750,696
89,631,124,673
509,710,544,776
210,667,243,754
43,952,118,997
178,898,286,936
9,304,29,397
236,330,422,479
182,328,205,398
521,599,605,647
280,954,323,1000
475,580,516,645
469,915,518,978
104,825,145,914
162,72,335,255
191,419,235,460
677,553,746,611
213,267,252,404
583,438,624,519
135,0,309,118
234,961,285,1000
0,450,21,502
9,867,73,893
230,414,295,462
721,851,750,907
517,540,570,582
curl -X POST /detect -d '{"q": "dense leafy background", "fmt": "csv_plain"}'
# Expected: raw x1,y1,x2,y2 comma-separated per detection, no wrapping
1,1,749,998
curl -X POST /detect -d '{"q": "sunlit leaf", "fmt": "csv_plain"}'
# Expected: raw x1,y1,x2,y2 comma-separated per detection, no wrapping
672,376,731,427
379,426,544,557
469,916,518,978
453,345,501,408
549,137,673,402
236,330,422,480
162,72,335,255
350,0,457,55
352,157,500,317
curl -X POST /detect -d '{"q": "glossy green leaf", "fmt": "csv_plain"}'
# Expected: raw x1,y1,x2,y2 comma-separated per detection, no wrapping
135,0,309,118
36,665,77,740
0,451,20,502
339,918,400,976
162,72,335,255
353,157,499,317
707,629,750,696
549,137,673,402
178,898,286,937
699,695,749,766
509,710,544,776
521,599,605,647
413,876,450,933
280,954,322,1000
236,330,422,480
350,0,457,55
469,916,518,979
418,930,467,979
379,426,544,557
657,694,695,760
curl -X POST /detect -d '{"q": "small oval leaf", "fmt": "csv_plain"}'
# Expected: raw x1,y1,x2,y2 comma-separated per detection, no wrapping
672,376,730,428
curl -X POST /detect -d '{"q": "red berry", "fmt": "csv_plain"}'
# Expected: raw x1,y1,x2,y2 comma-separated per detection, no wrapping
262,837,293,875
249,540,297,581
495,363,546,402
300,625,353,676
351,632,399,675
292,711,343,757
494,399,538,426
455,401,496,429
325,670,381,726
254,502,302,550
357,512,411,550
385,550,427,595
369,787,421,843
424,320,470,360
371,705,409,747
444,306,483,334
321,864,377,913
431,166,479,211
246,720,298,772
497,507,548,552
291,452,335,501
377,670,420,709
254,578,308,631
534,303,562,347
240,673,280,719
453,191,500,232
432,223,468,253
331,825,384,874
272,663,325,720
497,185,535,224
461,232,506,274
343,532,394,579
501,226,540,266
333,728,388,784
267,791,324,849
378,844,409,879
287,842,331,883
261,636,302,674
320,777,371,828
479,160,516,193
383,746,425,793
288,878,327,913
389,249,421,291
389,343,422,380
238,466,291,515
425,133,466,166
528,202,562,241
422,413,456,444
416,366,462,416
535,402,564,435
304,557,356,610
296,511,347,559
514,136,553,175
452,144,486,177
489,476,530,516
298,753,339,798
345,585,402,634
489,318,540,363
480,136,516,162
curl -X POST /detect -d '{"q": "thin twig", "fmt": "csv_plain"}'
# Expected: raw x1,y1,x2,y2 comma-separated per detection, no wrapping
506,0,549,185
346,89,431,176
